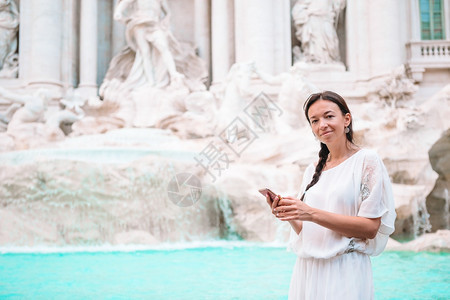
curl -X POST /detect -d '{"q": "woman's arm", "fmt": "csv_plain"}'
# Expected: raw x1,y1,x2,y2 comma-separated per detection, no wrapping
288,220,303,235
275,196,381,239
114,0,133,21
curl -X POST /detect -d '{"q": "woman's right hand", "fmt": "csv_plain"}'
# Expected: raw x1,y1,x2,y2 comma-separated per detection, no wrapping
267,194,281,217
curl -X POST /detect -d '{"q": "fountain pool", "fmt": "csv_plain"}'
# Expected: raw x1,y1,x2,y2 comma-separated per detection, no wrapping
0,243,448,299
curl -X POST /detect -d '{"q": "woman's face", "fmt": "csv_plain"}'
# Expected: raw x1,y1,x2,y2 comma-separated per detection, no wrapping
307,99,351,145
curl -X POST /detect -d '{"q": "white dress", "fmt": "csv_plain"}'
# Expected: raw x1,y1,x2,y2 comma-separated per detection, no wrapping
287,149,396,300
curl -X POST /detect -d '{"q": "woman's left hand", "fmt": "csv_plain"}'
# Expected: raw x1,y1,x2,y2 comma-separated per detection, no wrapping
273,196,315,222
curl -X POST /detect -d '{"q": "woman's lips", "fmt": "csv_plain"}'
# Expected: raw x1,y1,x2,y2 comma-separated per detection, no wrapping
321,131,332,136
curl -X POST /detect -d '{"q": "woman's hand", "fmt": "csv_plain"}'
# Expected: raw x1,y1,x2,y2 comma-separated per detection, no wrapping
273,196,315,222
266,194,282,218
267,195,303,234
272,196,381,239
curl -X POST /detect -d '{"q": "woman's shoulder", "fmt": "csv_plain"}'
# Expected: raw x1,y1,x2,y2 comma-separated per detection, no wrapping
356,148,385,169
357,148,381,160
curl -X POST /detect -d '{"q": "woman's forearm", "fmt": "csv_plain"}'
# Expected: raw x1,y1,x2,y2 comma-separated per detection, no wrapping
310,208,380,239
289,220,303,235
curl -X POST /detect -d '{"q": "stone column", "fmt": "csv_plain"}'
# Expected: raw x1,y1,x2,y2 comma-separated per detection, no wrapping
368,0,404,76
211,0,234,83
346,0,370,78
19,0,63,89
195,0,211,85
78,0,98,97
61,0,79,90
444,0,450,41
273,0,291,74
97,0,113,85
234,0,290,75
234,0,274,74
408,0,421,40
18,0,31,82
405,0,425,82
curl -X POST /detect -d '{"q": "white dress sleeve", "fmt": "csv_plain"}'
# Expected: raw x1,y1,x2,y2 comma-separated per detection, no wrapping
357,151,397,256
287,163,314,254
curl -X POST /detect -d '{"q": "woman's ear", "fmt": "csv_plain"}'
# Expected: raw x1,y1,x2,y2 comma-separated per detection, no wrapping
344,113,351,127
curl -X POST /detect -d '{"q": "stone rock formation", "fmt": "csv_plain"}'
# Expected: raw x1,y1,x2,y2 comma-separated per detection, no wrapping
386,230,450,252
426,129,450,232
0,140,223,246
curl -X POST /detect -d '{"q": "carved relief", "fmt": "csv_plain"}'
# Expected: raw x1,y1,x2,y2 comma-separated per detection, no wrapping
0,0,19,78
292,0,346,64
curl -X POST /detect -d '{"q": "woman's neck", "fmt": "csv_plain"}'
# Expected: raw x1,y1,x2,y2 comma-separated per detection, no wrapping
326,140,358,162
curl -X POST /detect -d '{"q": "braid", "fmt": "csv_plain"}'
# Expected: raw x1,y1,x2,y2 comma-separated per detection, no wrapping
300,143,329,201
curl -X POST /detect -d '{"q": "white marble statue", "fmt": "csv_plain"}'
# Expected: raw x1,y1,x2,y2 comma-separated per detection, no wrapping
255,62,319,133
114,0,184,87
156,90,217,138
0,102,19,131
368,65,418,109
0,87,48,129
213,62,318,138
0,0,19,78
100,0,207,101
0,87,85,147
214,62,259,135
292,0,346,64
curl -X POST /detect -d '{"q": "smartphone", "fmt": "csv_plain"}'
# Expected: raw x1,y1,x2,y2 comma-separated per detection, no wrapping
259,188,279,203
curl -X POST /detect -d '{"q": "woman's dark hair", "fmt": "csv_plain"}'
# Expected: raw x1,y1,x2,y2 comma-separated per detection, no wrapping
300,91,354,201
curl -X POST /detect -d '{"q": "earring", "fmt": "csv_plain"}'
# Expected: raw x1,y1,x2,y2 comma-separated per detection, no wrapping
344,127,350,134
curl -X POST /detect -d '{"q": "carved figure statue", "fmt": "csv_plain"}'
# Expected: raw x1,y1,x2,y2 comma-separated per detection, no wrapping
0,0,19,77
100,0,206,100
255,62,319,132
0,87,84,141
0,87,48,129
114,0,183,86
214,62,258,133
292,0,346,64
369,65,418,108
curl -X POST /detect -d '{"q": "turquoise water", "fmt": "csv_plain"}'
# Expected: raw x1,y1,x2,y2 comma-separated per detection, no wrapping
0,245,449,299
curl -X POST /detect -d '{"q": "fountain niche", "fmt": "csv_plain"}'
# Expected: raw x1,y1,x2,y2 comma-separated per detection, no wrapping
0,0,449,252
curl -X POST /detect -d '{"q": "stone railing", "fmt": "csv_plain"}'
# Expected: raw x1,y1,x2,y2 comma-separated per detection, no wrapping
406,40,450,66
406,40,450,81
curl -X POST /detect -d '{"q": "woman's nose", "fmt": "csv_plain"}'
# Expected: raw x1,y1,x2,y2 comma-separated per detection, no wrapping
319,119,328,129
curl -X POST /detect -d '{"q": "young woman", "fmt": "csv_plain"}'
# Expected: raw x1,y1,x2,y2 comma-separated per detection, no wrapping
267,91,396,299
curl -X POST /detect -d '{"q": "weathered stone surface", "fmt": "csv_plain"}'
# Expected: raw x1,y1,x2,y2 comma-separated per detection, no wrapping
392,184,430,238
0,147,224,246
386,230,450,252
426,129,450,232
215,163,302,243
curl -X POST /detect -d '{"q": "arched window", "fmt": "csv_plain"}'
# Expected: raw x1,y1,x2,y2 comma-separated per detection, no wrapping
419,0,445,39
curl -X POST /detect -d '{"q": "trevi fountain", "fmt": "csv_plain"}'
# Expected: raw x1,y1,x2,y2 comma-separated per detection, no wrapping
0,0,449,298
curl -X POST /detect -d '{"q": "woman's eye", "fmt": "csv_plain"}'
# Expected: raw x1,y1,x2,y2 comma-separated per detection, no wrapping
311,120,317,124
326,115,334,119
